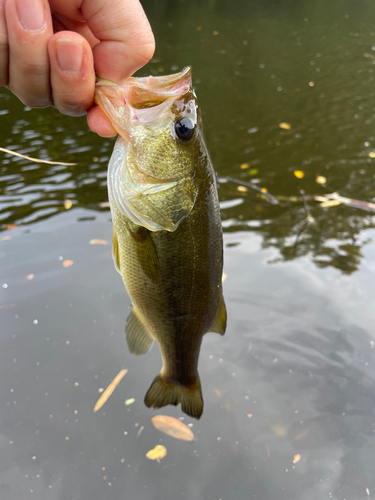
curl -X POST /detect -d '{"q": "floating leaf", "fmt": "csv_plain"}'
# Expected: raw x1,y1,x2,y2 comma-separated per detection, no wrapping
213,30,219,35
247,413,253,418
2,235,11,241
237,186,248,192
320,199,342,207
293,453,301,464
151,415,195,441
240,163,249,170
369,152,375,158
146,444,167,461
261,187,268,193
62,260,74,268
249,168,258,175
7,224,17,230
89,239,108,245
294,170,305,179
316,175,327,184
64,199,73,209
125,398,135,406
27,274,34,280
214,388,222,398
93,369,128,412
279,122,291,130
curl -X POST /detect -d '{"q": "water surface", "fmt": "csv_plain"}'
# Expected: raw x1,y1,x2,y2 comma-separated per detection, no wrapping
1,0,375,499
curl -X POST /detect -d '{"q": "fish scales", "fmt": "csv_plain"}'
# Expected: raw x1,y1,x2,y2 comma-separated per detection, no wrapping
95,67,226,419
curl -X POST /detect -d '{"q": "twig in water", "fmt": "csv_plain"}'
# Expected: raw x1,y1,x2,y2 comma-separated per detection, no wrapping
220,176,280,205
300,189,315,224
0,147,77,166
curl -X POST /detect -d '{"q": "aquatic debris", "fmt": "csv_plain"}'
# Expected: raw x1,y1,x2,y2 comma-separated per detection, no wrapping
27,274,34,280
293,453,301,464
7,224,17,230
64,199,73,209
247,413,253,418
219,177,280,205
89,239,108,245
237,186,248,192
125,398,135,405
240,163,249,170
271,424,287,437
316,175,326,185
146,444,167,461
293,170,304,179
62,260,74,268
0,147,77,166
369,152,375,158
93,368,128,412
279,122,291,130
320,199,341,208
249,168,258,175
151,415,195,441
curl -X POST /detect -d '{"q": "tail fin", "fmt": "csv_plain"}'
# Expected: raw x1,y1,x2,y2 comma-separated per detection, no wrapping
144,374,203,419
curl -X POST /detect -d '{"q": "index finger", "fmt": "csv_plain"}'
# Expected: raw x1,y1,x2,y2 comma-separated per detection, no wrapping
50,0,155,82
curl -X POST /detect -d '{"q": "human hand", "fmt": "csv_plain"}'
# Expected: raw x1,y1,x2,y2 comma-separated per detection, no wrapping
0,0,155,136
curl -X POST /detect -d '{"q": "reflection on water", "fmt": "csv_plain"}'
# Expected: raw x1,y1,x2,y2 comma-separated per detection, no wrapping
1,0,375,499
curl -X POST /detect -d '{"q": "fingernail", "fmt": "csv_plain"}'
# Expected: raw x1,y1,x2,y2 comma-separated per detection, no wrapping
17,0,45,31
56,39,83,74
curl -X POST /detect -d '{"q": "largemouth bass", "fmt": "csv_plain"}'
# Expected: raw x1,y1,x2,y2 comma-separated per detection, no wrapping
94,67,226,419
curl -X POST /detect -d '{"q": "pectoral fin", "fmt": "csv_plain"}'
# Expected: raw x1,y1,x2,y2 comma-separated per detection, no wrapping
130,226,160,283
125,306,154,355
210,294,227,336
112,228,121,274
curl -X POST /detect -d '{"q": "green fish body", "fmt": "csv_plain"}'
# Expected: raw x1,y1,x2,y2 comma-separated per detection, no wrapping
95,67,226,419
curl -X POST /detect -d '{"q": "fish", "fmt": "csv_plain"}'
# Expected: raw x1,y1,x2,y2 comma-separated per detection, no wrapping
94,66,226,419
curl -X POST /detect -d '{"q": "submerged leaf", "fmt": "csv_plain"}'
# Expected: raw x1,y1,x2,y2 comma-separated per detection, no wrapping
93,369,128,412
146,444,167,461
151,415,195,441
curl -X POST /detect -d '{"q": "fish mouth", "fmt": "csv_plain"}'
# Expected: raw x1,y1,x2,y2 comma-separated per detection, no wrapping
94,67,194,137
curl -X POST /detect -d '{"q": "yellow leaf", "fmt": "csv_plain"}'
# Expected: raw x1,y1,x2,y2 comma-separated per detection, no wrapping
89,239,108,245
213,30,219,35
27,274,34,280
151,415,195,441
7,224,17,230
249,168,258,175
294,170,304,179
293,453,301,464
320,200,342,207
93,369,128,412
237,186,248,192
62,260,74,268
146,445,167,461
125,398,135,405
261,187,268,193
279,122,291,130
64,199,73,209
240,163,249,169
316,175,326,184
369,152,375,158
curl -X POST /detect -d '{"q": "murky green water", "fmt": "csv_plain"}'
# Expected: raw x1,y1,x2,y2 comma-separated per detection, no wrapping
1,0,375,499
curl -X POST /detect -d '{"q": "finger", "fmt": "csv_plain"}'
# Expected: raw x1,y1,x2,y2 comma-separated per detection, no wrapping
48,31,95,116
50,0,155,82
5,0,54,107
51,10,99,48
87,105,116,137
0,0,8,86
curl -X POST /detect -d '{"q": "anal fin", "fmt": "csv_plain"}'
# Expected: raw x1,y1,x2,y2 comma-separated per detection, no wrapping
125,306,154,355
210,293,227,336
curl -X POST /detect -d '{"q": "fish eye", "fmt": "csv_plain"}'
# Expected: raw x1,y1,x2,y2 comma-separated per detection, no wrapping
174,117,195,141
